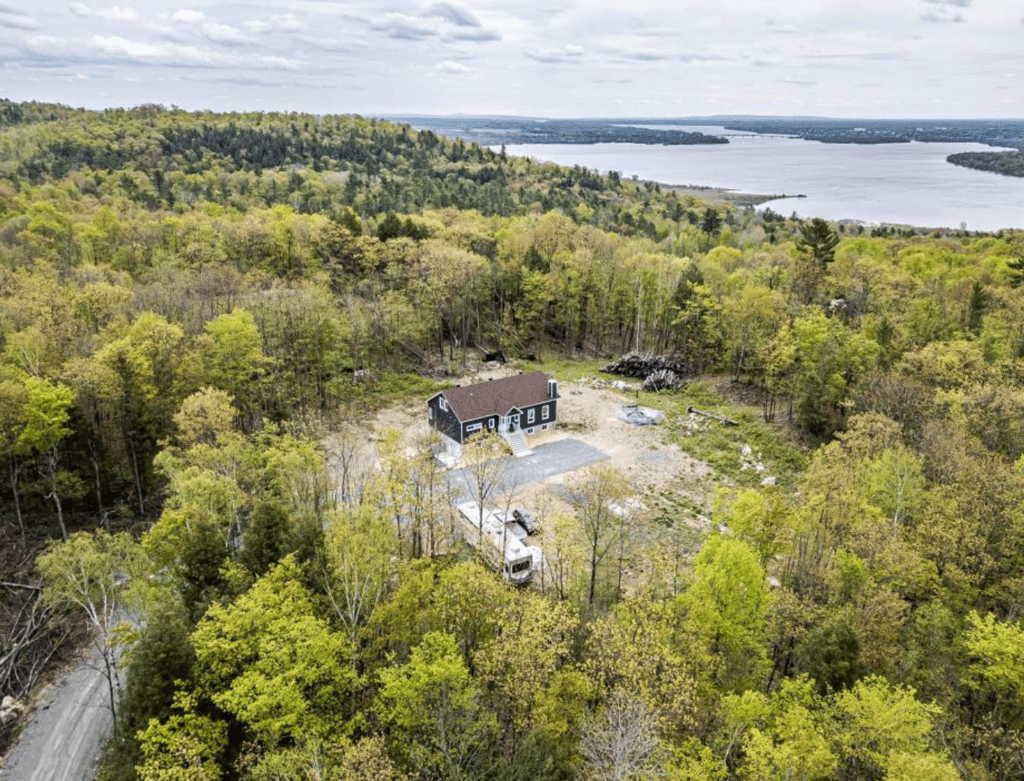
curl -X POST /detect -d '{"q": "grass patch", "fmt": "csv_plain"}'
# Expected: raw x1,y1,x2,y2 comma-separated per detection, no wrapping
334,371,448,413
527,356,609,382
639,381,808,489
648,489,704,527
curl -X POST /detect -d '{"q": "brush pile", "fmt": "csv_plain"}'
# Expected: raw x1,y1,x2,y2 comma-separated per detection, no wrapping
642,369,681,392
602,353,690,390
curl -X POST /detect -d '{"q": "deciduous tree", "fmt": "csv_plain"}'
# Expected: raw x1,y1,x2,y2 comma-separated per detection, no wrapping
375,631,498,780
566,463,628,607
191,556,358,747
38,530,143,720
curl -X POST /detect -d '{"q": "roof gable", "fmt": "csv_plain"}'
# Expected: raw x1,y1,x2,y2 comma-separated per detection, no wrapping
442,372,551,422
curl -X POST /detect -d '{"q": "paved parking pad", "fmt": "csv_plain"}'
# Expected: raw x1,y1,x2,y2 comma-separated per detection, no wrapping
449,437,609,503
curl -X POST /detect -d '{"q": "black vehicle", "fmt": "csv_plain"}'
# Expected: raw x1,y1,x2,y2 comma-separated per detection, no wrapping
512,507,539,535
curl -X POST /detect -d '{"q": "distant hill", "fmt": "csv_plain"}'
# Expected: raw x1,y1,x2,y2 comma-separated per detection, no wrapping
391,113,1024,178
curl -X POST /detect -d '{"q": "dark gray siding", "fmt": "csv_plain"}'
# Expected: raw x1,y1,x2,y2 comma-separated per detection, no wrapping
427,394,463,442
428,394,558,444
460,414,498,441
521,400,556,427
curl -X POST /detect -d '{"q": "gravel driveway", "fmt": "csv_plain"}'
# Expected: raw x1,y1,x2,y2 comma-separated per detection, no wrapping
448,437,609,504
0,644,113,781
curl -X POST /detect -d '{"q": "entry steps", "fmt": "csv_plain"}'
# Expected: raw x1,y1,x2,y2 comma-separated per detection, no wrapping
502,429,533,458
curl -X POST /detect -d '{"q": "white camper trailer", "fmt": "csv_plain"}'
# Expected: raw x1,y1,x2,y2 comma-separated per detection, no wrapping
456,502,542,585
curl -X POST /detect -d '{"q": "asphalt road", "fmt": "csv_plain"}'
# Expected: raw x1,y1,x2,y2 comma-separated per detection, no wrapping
448,437,609,504
0,645,112,781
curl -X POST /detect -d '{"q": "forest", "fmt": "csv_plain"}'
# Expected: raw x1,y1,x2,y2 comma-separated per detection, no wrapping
947,149,1024,179
403,114,1024,157
1,99,1024,781
378,116,730,148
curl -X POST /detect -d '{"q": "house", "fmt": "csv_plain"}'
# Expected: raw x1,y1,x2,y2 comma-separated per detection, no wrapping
427,371,558,461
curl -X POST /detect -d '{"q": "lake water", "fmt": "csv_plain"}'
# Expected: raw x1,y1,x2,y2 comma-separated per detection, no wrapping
504,127,1024,231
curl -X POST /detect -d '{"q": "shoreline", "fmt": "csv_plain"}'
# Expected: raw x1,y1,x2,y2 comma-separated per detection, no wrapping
657,182,802,208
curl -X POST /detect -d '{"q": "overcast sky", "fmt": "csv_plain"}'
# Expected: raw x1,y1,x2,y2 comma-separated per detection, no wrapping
1,0,1022,119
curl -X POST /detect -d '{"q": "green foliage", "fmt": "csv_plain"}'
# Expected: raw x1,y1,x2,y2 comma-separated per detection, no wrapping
796,217,840,269
948,148,1024,178
375,631,498,780
964,611,1024,710
38,529,144,718
102,597,195,781
792,619,865,695
6,100,1024,781
661,383,808,488
137,692,228,781
683,534,770,692
191,556,358,746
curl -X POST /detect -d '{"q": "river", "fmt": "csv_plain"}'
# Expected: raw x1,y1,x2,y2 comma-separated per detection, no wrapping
504,126,1024,232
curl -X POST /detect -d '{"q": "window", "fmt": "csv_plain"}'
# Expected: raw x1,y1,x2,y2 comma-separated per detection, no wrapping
488,419,494,429
466,423,481,433
541,405,550,420
439,397,447,412
527,408,535,424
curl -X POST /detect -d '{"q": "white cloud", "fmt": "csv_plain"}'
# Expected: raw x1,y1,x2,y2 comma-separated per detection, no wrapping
164,8,252,44
70,4,138,21
0,9,41,29
373,12,435,40
244,14,305,34
920,9,963,22
449,26,501,41
101,6,137,21
294,34,370,52
26,33,60,47
20,32,302,71
171,9,205,24
525,44,587,63
919,0,968,22
437,59,470,73
90,34,163,58
200,22,251,44
765,18,801,35
1,0,1019,119
424,2,480,27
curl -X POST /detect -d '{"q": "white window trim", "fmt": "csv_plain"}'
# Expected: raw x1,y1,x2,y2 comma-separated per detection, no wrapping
466,422,482,433
527,408,535,424
541,405,550,420
439,397,447,412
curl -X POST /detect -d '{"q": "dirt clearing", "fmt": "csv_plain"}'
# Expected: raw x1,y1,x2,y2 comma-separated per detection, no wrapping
353,367,718,531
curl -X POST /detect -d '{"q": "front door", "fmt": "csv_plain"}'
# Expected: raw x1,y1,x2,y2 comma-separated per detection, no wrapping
500,410,522,433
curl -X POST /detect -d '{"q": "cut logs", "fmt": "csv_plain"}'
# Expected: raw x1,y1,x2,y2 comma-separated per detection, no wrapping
642,369,680,391
601,352,693,379
601,353,691,392
687,406,739,426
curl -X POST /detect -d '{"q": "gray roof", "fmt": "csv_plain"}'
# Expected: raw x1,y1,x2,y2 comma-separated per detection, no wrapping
440,372,552,421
